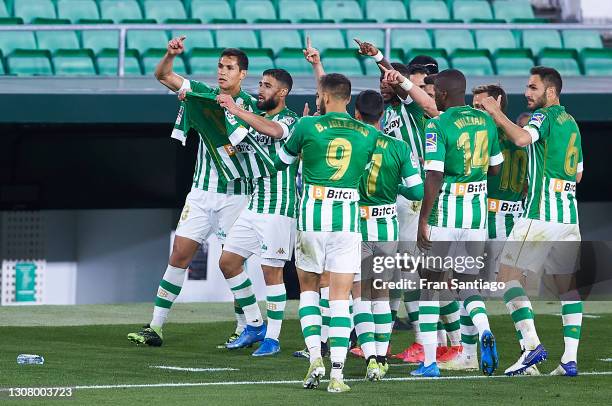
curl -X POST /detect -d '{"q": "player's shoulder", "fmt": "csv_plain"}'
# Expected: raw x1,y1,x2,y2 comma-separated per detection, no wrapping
527,108,548,129
277,108,299,126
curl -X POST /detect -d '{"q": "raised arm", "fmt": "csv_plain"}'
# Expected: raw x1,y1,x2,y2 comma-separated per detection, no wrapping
303,36,325,83
216,94,285,139
481,96,533,147
155,36,187,92
380,65,439,118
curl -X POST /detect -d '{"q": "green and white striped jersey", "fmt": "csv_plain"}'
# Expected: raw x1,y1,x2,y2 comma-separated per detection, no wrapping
359,133,423,241
523,105,583,224
424,106,503,229
487,131,528,239
248,107,300,218
381,100,427,180
274,112,378,232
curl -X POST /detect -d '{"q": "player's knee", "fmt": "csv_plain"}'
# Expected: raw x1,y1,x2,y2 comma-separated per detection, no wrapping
261,265,283,285
219,252,242,277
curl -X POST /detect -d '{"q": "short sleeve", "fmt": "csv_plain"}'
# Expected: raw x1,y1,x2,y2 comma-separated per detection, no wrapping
488,121,503,166
525,110,550,143
275,117,305,168
187,79,214,94
277,114,298,140
577,135,584,173
423,119,445,172
400,142,420,179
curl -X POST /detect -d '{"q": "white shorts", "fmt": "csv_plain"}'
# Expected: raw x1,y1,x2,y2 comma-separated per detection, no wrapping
224,209,296,267
175,188,248,245
501,218,581,275
425,226,487,275
397,196,420,254
295,230,361,275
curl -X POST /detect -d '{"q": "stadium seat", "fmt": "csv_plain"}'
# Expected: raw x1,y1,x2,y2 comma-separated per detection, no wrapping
581,48,612,76
493,0,535,22
0,31,36,55
522,30,562,56
538,48,581,76
142,48,187,74
493,48,534,75
82,29,120,54
321,0,363,22
274,48,313,75
346,29,384,48
453,0,492,22
391,29,432,54
365,0,407,22
53,49,97,75
322,49,363,76
57,0,100,22
36,31,81,53
562,30,603,53
409,0,450,22
99,0,143,22
13,0,57,23
127,30,169,54
234,0,276,23
303,29,345,53
278,0,319,22
171,30,214,48
189,47,223,75
216,29,258,49
0,17,24,24
434,29,475,55
144,0,188,22
245,49,275,74
0,1,8,17
451,49,493,76
260,30,302,55
190,0,232,22
96,49,142,75
7,49,53,75
475,29,517,54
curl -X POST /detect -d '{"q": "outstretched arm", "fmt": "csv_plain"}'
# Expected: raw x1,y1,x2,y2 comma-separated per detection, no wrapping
155,36,187,92
216,94,286,139
380,65,439,118
481,96,533,147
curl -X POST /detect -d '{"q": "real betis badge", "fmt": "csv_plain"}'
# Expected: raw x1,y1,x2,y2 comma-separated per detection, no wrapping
15,262,37,302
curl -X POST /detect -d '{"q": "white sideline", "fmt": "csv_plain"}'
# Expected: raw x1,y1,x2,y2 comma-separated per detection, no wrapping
2,371,609,392
150,366,239,372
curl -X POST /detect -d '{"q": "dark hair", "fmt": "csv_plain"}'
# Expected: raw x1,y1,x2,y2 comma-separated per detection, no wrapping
434,69,466,96
424,74,436,85
319,73,351,100
220,48,248,70
391,62,411,77
408,55,439,74
263,68,293,92
530,66,562,95
473,83,508,112
355,90,384,124
408,65,429,76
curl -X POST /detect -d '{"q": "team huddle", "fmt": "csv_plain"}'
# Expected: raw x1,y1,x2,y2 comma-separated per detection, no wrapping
127,31,584,393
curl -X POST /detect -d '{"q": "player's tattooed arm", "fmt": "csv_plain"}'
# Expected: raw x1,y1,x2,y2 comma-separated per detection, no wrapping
216,94,285,139
380,65,439,118
155,36,187,92
417,170,443,251
303,36,325,83
481,96,533,147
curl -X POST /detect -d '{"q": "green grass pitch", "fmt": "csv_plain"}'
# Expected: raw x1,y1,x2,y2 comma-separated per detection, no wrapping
1,302,611,405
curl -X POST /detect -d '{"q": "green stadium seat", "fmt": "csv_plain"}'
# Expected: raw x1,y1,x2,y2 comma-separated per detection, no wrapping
451,49,493,76
97,49,142,75
144,0,188,22
475,29,516,54
82,29,119,54
493,0,534,22
57,0,100,22
0,31,36,55
321,0,363,22
7,49,53,75
13,0,57,23
391,29,432,54
562,30,603,53
434,29,474,55
189,47,222,75
303,29,345,53
171,30,214,48
409,0,449,22
522,30,561,56
244,48,274,74
36,30,81,54
260,30,302,55
99,0,143,22
453,0,492,22
538,48,581,76
279,0,319,22
142,48,187,75
216,29,258,49
191,0,232,22
0,1,7,17
234,0,276,22
321,49,363,76
53,49,96,75
581,48,612,76
274,47,312,75
493,48,534,75
0,17,24,24
127,30,168,54
346,29,384,48
365,0,407,22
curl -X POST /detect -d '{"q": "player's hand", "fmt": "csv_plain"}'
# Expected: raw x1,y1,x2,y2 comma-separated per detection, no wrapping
481,95,503,116
167,36,186,56
178,89,187,101
303,102,310,117
416,219,432,252
354,38,379,57
303,36,321,65
216,94,239,114
380,65,406,86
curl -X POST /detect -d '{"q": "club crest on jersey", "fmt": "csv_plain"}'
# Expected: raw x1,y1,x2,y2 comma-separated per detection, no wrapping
223,144,236,156
426,132,437,152
528,112,545,128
